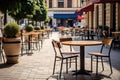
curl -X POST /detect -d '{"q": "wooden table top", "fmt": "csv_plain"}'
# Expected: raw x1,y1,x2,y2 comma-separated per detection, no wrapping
23,32,40,36
62,41,102,46
112,32,120,36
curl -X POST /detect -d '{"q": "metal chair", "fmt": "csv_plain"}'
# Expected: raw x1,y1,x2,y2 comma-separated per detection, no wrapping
59,37,79,67
52,40,78,78
88,38,113,75
0,37,5,63
59,37,77,52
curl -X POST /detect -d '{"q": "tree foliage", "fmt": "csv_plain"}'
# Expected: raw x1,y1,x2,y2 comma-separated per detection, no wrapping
0,0,48,25
9,0,34,21
0,0,20,24
32,0,48,22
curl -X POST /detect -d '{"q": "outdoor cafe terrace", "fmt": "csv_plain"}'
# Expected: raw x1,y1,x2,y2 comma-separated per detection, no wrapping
0,29,120,80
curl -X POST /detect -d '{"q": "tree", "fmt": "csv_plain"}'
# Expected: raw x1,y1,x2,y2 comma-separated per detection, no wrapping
0,0,20,25
0,0,48,25
38,0,48,21
32,0,48,24
8,0,34,24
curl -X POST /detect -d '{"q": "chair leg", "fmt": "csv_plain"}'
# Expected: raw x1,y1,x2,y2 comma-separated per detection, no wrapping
75,57,77,79
96,56,98,75
1,51,5,63
101,57,104,71
66,59,68,74
38,41,40,51
75,57,77,73
69,58,71,68
53,57,56,75
91,56,93,72
109,57,113,74
0,52,2,62
20,37,23,55
41,40,43,48
59,59,63,79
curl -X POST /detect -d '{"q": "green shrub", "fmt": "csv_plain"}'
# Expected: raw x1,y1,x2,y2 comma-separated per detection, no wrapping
98,25,109,31
40,26,44,30
104,25,109,31
44,26,47,29
34,26,40,30
78,26,81,28
4,22,20,38
118,26,120,31
98,25,104,30
25,25,34,32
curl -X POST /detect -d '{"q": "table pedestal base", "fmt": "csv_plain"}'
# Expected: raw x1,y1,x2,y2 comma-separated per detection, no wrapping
73,70,92,75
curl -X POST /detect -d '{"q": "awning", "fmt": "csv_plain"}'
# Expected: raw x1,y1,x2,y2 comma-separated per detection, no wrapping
77,15,84,20
92,0,120,3
54,14,78,19
76,3,94,14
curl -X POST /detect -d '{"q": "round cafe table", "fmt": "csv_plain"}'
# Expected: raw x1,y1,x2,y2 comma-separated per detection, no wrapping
112,32,120,37
62,40,102,75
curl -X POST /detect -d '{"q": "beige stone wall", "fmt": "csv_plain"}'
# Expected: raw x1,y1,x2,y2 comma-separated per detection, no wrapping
88,12,91,28
72,0,77,8
86,12,89,27
98,4,104,26
53,0,57,8
116,3,120,30
106,3,111,28
88,11,93,29
78,0,81,8
93,4,96,29
64,0,67,8
46,0,91,26
46,0,49,8
82,1,120,31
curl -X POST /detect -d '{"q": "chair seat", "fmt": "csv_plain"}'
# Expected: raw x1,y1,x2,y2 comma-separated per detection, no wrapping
56,53,78,59
88,52,108,57
88,38,113,75
63,54,78,59
62,51,79,54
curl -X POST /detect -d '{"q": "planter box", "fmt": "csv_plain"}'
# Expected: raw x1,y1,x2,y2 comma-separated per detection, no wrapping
3,38,21,64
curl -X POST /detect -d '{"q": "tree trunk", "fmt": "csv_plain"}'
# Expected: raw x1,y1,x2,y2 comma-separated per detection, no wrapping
40,21,41,26
17,20,19,24
36,21,37,26
4,10,7,25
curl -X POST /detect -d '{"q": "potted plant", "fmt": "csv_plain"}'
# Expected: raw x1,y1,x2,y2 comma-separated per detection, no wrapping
34,26,40,31
98,25,109,37
40,26,44,30
25,24,34,32
44,26,47,29
3,22,21,64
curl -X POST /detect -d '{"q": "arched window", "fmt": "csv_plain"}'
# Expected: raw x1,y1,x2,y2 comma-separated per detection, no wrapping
67,0,72,8
49,0,52,8
58,0,64,8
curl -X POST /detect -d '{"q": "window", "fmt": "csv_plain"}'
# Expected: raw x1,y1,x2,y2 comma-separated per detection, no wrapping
49,0,52,8
58,0,64,8
67,0,72,8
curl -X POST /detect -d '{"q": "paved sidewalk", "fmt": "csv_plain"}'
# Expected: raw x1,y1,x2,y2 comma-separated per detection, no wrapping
0,32,120,80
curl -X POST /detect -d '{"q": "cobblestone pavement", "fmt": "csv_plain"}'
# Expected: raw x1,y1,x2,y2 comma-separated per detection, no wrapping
0,32,120,80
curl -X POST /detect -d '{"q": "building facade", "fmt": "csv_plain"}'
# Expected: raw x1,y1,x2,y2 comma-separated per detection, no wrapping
0,12,15,28
45,0,82,27
77,0,120,32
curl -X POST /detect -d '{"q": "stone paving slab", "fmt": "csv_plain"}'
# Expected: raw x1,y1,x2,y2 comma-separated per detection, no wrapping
0,32,120,80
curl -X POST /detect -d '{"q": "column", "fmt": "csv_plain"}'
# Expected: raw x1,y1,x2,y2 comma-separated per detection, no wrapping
72,0,77,8
116,3,120,31
64,0,67,8
78,0,81,8
98,4,104,26
46,0,49,8
53,0,57,8
106,3,111,27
